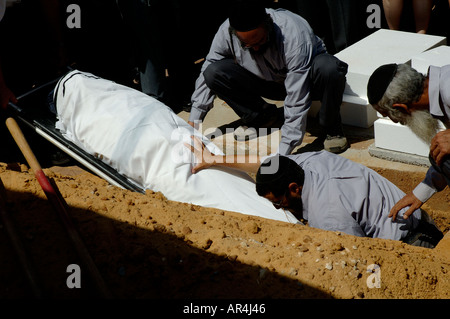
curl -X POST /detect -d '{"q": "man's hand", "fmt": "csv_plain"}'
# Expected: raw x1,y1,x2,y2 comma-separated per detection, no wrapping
185,135,261,174
184,135,216,174
389,192,423,220
431,129,450,166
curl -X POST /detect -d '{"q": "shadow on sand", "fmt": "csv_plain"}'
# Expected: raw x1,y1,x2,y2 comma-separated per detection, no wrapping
0,188,331,300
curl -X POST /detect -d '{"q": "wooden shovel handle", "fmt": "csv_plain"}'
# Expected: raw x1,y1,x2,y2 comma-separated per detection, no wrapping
5,117,42,173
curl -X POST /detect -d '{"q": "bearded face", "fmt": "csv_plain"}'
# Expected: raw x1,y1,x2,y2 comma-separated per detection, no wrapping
273,192,303,220
399,110,441,145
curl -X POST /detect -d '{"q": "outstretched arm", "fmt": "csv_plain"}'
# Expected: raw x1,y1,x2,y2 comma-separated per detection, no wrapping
185,136,261,174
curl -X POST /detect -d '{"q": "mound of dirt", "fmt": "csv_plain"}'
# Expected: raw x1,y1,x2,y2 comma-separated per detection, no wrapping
0,162,449,300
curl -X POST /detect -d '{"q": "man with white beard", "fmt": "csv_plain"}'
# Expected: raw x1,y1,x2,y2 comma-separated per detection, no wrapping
367,63,450,220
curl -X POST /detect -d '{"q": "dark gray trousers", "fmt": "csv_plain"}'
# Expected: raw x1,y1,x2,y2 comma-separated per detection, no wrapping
203,53,348,135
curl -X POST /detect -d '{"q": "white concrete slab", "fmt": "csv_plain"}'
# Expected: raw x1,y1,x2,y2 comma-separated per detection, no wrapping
374,116,447,158
309,94,377,128
411,45,450,75
374,118,430,157
335,29,447,98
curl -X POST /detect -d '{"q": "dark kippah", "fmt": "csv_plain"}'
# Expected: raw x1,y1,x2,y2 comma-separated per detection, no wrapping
256,155,292,185
228,0,267,32
367,63,398,105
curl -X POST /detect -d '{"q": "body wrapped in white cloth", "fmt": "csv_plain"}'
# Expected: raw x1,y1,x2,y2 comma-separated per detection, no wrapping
53,70,299,224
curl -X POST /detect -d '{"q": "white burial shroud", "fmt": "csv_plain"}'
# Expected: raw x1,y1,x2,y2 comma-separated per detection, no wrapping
54,70,300,224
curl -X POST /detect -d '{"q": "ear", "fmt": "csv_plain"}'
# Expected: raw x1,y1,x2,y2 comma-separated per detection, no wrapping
288,182,302,195
392,103,411,114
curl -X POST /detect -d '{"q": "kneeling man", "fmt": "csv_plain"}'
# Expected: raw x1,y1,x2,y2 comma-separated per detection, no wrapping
187,137,443,248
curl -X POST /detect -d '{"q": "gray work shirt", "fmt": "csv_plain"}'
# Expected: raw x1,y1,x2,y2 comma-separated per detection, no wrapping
286,151,421,240
189,8,326,155
413,65,450,203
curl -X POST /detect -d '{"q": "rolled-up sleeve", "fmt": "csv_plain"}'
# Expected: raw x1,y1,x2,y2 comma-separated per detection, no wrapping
413,166,448,202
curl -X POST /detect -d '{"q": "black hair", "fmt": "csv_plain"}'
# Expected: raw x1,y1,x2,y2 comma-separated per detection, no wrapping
228,14,274,59
228,0,267,32
255,155,305,197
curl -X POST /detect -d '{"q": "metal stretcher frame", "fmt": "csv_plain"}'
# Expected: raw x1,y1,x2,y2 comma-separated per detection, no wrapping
7,75,146,194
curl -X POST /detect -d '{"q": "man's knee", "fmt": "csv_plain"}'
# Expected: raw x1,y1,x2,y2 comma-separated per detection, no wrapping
203,59,234,88
203,62,219,88
311,54,348,84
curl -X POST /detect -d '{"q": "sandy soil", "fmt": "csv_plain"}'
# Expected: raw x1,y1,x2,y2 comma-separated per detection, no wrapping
0,159,449,300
